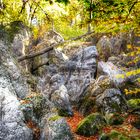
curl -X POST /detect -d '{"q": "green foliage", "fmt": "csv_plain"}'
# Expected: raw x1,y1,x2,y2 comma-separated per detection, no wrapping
49,115,62,121
128,99,140,108
0,0,140,37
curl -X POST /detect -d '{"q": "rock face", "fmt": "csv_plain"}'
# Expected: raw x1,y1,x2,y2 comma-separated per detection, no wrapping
79,75,128,115
0,41,29,98
40,114,74,140
0,41,33,140
96,88,128,114
37,46,98,108
64,46,98,103
12,26,30,57
0,88,33,140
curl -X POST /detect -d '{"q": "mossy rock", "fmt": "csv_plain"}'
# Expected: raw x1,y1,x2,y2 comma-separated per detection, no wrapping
76,113,106,137
131,116,140,129
79,96,96,116
108,113,124,125
109,130,125,139
100,130,131,140
99,133,110,140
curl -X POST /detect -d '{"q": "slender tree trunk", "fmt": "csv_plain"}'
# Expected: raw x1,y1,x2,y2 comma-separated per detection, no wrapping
88,0,92,33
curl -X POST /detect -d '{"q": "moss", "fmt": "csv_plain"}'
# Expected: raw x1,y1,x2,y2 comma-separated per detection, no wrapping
108,113,124,125
108,130,131,140
79,96,96,116
58,109,71,117
128,99,140,108
100,133,111,140
76,113,106,137
49,115,62,121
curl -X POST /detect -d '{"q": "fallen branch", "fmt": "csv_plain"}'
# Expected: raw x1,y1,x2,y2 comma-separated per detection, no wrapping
18,31,94,62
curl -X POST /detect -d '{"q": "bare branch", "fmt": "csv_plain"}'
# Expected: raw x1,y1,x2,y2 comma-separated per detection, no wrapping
18,31,95,62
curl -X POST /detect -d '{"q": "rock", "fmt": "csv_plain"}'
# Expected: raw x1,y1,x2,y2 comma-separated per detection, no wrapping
0,40,29,99
90,76,113,97
96,88,128,114
42,46,98,104
79,96,96,116
64,46,98,103
76,113,106,137
28,30,64,75
40,114,74,140
78,76,112,116
50,85,73,117
100,130,130,140
11,24,30,57
48,74,73,116
20,93,54,123
0,40,33,140
0,85,33,140
107,113,124,125
96,36,112,61
98,61,129,88
110,34,127,56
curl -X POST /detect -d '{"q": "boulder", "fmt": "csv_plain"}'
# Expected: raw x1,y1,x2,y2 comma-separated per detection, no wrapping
0,87,33,140
78,76,112,116
11,23,30,57
0,41,33,140
65,46,98,102
50,85,73,117
39,46,98,104
89,76,113,97
76,113,106,137
110,34,127,56
20,93,54,124
96,88,128,114
96,36,112,61
40,114,74,140
0,40,29,99
98,61,129,88
107,113,124,125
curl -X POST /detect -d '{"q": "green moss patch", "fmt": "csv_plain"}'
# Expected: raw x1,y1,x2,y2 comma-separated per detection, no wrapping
76,113,106,137
49,115,62,121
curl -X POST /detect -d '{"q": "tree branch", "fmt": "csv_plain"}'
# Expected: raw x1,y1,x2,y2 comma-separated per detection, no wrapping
18,31,95,62
124,1,139,22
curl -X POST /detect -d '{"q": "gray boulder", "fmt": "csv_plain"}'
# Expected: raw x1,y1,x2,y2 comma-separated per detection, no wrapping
0,41,29,99
0,41,33,140
0,87,33,140
40,46,98,107
65,46,98,102
110,34,127,56
98,61,128,88
12,26,30,57
50,85,73,117
96,36,112,61
96,88,128,114
49,74,73,116
40,114,74,140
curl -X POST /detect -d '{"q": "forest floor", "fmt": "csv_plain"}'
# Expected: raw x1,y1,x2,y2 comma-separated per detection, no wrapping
66,110,140,140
